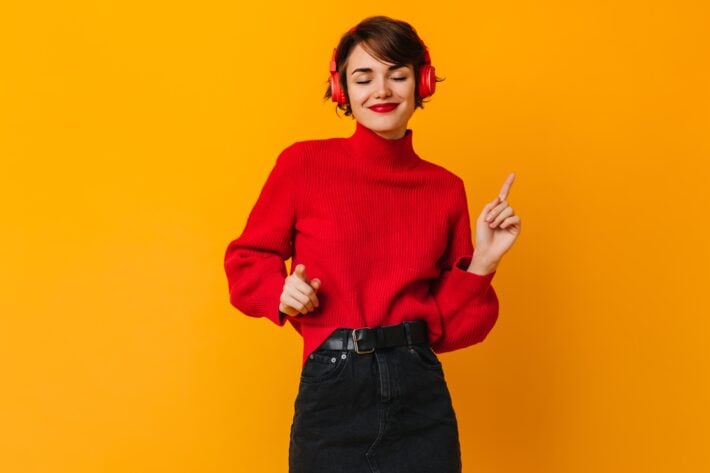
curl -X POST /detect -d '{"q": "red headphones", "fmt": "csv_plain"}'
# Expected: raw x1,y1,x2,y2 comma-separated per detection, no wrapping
329,24,437,105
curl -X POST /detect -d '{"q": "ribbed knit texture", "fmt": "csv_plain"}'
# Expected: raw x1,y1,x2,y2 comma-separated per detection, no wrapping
224,121,499,367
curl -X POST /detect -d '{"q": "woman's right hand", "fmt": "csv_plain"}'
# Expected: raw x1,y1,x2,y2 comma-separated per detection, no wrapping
279,264,321,317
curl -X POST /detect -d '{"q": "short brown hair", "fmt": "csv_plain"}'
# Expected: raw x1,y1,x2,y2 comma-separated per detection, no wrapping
323,15,445,117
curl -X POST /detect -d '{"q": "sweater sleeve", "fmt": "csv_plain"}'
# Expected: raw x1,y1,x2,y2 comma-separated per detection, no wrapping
223,144,301,327
430,177,500,353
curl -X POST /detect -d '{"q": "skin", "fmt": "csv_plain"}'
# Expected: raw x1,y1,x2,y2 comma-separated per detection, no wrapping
278,43,522,318
470,173,522,276
343,42,417,140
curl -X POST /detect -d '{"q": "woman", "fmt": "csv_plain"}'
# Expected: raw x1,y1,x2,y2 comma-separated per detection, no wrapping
223,15,521,473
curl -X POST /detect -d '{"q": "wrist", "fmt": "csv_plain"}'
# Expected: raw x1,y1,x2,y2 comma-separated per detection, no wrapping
467,252,498,275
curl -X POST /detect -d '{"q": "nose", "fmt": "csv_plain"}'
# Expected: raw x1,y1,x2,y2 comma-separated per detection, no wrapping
373,76,392,99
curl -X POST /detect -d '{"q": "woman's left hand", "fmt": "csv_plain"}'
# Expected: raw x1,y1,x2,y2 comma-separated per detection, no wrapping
473,172,521,267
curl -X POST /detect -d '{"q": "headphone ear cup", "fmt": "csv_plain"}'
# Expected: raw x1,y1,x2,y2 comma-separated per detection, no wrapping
330,72,348,105
418,64,436,98
329,45,348,105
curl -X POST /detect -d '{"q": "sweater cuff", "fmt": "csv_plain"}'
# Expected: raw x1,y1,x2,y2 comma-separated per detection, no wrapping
278,310,288,325
447,255,496,301
279,310,305,324
260,272,290,327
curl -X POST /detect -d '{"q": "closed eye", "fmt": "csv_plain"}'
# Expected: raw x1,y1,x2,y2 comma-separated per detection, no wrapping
355,77,408,85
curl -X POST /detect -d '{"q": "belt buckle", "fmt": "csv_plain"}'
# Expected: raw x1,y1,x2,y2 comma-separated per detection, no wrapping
352,328,375,354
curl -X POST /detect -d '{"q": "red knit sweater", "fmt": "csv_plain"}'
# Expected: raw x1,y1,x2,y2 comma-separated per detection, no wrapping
224,121,499,367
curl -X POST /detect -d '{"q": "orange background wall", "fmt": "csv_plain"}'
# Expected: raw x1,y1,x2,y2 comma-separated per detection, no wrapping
1,1,708,471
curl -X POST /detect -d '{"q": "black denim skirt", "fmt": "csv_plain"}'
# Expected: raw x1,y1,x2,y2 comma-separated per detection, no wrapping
289,324,462,473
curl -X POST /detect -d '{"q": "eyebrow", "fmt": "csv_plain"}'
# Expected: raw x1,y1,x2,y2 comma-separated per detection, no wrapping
351,65,407,75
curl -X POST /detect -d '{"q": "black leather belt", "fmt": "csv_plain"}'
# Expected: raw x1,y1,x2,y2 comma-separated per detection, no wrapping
318,319,429,354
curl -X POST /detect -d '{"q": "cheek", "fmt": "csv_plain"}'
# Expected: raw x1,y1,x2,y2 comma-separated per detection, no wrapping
346,85,365,102
399,82,416,100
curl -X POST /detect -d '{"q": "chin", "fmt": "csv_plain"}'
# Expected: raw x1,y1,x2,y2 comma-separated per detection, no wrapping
364,116,406,128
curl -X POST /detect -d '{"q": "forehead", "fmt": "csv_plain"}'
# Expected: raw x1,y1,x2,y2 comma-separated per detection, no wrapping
346,43,411,74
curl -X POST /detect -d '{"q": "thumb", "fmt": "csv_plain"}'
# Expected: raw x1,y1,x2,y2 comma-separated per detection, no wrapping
294,264,309,282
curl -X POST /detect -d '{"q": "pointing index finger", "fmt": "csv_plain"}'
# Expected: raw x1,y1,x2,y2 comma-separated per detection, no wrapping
499,172,516,200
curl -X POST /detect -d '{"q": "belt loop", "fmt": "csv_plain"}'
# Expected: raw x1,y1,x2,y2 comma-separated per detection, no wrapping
341,328,349,351
403,321,413,347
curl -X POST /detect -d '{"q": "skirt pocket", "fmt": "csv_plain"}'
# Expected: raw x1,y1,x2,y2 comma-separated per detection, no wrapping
300,349,351,384
407,344,444,371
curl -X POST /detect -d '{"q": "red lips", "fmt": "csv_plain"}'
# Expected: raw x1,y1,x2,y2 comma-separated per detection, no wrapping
368,103,399,113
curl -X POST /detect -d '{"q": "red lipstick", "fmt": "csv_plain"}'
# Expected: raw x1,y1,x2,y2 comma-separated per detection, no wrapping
368,103,399,113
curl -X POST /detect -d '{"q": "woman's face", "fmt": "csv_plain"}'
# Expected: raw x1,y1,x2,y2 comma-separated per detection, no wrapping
345,43,416,140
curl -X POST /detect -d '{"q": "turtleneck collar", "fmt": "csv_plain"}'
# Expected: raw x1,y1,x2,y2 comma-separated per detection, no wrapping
345,120,419,169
